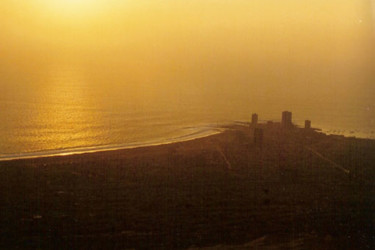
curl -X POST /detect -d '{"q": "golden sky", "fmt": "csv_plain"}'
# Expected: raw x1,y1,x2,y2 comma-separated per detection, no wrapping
1,1,373,48
1,0,374,104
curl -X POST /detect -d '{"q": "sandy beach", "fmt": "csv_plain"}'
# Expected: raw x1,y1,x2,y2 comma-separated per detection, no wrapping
0,124,374,249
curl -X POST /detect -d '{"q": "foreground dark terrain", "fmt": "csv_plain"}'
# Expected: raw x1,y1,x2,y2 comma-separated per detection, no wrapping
0,124,374,249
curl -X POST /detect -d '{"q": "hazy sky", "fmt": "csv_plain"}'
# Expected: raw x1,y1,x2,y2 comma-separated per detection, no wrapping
1,0,374,111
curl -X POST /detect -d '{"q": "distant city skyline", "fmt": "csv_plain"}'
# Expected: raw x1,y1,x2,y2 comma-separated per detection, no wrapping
1,0,374,155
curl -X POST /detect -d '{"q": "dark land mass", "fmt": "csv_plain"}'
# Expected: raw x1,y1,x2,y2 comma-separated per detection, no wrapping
0,123,374,249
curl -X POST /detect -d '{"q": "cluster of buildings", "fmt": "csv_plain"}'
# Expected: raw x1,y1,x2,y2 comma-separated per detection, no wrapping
250,111,312,147
251,111,311,129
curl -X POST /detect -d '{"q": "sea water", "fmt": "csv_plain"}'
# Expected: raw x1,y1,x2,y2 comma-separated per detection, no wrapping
0,62,374,161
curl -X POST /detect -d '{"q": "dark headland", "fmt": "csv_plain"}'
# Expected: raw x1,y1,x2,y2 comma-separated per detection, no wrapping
1,118,374,249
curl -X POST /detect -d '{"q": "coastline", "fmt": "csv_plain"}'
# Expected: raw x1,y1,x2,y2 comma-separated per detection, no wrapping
1,123,374,249
0,126,226,162
2,120,374,163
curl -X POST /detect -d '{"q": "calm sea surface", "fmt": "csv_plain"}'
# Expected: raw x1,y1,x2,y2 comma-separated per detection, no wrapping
1,63,374,160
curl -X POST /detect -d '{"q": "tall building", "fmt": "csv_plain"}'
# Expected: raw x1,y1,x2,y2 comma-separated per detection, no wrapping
251,113,258,126
305,120,311,129
281,111,292,128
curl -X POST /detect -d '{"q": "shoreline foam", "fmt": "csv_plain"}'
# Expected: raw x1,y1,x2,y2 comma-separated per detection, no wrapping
2,121,374,162
0,126,225,162
0,121,374,249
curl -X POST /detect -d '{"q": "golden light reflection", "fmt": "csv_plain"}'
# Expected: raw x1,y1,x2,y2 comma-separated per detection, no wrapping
32,65,101,151
0,0,374,155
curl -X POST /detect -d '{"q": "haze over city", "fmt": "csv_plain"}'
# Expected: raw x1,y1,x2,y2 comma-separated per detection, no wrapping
0,1,375,249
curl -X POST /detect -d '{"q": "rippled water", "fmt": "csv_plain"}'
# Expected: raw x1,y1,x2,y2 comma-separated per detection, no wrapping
0,62,374,160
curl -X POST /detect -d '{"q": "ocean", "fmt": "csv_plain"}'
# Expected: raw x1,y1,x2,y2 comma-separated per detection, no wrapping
1,0,374,161
0,62,374,161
